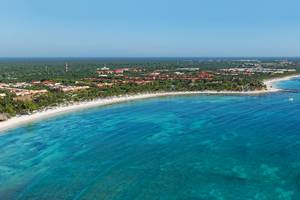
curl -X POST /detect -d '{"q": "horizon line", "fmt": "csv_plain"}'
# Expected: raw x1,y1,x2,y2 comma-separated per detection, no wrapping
0,56,300,59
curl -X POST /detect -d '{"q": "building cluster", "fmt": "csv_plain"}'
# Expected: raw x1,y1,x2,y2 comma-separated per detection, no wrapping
37,81,90,92
220,67,296,75
96,67,143,77
0,63,298,102
91,67,214,89
0,82,48,100
143,70,213,81
0,80,90,101
237,60,296,68
94,78,153,88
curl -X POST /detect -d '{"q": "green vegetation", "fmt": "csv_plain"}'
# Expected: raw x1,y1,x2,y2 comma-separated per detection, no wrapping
0,58,299,118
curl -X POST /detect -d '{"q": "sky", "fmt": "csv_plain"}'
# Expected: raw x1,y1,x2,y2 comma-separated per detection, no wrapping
0,0,300,57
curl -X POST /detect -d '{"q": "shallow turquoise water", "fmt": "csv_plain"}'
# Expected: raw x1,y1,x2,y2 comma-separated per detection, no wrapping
1,79,300,200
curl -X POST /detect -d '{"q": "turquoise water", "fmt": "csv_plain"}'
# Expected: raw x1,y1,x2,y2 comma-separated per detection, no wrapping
1,79,300,199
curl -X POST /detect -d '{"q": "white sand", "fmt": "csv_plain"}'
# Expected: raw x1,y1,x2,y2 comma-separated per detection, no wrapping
0,74,299,133
264,74,300,91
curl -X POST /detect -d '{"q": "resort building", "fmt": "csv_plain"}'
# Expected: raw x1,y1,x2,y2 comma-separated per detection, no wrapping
0,83,9,88
12,89,48,96
96,83,115,88
55,86,90,92
113,68,130,74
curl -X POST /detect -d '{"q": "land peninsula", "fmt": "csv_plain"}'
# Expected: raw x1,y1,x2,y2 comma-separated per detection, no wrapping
0,58,299,132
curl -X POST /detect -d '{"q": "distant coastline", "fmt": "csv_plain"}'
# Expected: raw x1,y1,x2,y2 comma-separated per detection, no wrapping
263,74,300,91
0,74,299,133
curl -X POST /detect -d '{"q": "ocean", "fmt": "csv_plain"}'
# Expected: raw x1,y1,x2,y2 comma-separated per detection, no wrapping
1,78,300,199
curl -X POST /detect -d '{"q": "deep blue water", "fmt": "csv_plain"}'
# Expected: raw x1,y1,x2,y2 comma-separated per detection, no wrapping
1,79,300,200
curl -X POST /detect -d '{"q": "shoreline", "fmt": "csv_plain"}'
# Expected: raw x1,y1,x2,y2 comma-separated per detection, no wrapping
263,74,300,91
1,74,300,133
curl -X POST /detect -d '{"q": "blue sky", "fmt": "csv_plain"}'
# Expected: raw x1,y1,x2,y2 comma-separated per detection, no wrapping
1,0,300,57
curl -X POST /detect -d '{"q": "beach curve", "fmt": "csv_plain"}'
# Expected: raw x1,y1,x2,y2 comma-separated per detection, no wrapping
0,74,299,133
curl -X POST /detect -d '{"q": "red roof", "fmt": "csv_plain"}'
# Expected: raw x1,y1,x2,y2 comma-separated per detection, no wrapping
113,68,129,73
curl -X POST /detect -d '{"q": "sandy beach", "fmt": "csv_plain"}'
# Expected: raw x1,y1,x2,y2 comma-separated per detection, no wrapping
0,74,299,133
264,74,300,91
